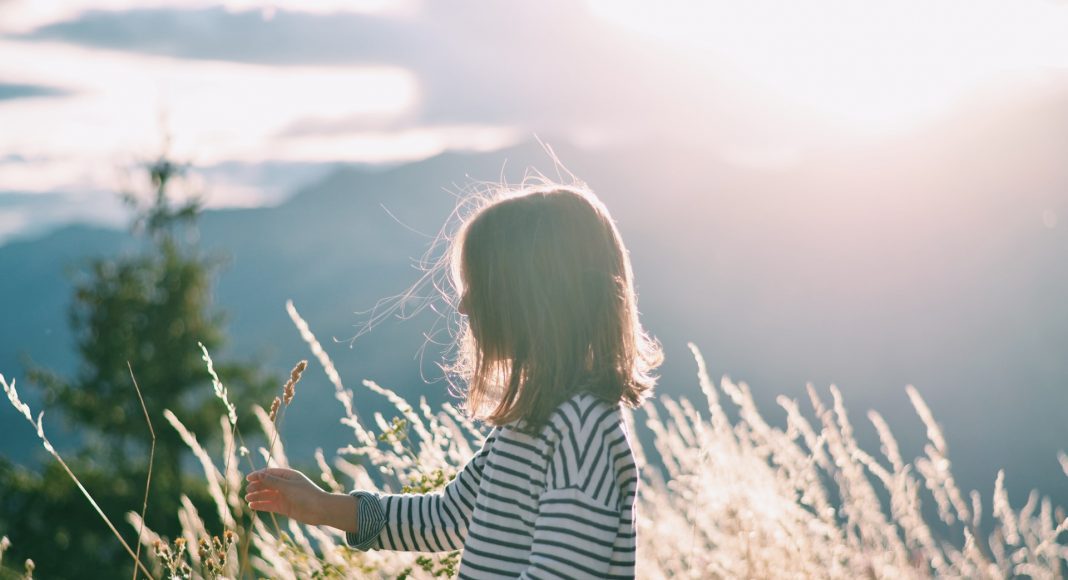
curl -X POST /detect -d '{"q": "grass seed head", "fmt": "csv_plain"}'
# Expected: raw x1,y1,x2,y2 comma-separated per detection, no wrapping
269,397,281,422
283,360,307,405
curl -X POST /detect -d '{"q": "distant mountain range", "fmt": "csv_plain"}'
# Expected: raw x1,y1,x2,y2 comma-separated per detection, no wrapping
3,86,1068,513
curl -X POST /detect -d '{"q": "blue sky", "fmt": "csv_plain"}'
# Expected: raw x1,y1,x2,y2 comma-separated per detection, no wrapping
1,0,1068,242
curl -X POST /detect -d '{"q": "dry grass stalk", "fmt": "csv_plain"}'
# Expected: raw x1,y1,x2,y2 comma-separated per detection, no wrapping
198,342,236,426
283,361,306,405
266,359,307,465
285,298,374,447
0,535,11,568
126,362,156,580
1,374,154,578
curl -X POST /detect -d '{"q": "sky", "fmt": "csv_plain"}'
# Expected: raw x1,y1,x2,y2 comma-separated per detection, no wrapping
2,0,1068,242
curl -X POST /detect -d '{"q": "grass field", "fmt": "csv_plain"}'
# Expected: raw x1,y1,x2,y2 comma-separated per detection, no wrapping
3,303,1066,579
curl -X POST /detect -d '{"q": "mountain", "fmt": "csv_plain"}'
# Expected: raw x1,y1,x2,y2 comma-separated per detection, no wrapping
2,89,1068,514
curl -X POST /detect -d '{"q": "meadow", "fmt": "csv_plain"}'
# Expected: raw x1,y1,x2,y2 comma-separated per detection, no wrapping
2,299,1066,579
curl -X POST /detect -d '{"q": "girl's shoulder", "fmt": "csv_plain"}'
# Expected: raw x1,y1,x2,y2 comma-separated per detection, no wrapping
541,390,623,441
502,390,622,445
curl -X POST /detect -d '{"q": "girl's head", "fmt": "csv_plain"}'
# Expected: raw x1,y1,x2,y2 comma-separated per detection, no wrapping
447,182,662,432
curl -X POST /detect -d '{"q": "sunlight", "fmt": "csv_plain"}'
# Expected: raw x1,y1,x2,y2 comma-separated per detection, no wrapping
588,0,1068,134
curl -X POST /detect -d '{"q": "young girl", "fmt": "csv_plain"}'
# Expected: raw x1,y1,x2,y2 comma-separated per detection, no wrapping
245,182,663,579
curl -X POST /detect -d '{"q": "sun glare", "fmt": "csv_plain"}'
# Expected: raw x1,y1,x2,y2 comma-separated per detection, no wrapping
588,0,1068,134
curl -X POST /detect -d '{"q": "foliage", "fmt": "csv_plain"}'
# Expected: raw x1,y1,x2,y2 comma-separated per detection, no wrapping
0,153,274,578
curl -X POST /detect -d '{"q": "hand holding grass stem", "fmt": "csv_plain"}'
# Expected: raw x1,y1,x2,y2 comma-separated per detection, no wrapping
243,467,359,533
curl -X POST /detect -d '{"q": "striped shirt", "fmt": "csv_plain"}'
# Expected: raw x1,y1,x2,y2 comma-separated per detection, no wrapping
345,391,639,579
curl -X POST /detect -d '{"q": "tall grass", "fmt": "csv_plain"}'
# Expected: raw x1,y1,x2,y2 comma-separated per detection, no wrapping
3,304,1067,578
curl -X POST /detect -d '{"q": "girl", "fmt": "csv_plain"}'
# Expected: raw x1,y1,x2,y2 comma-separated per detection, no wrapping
245,181,663,579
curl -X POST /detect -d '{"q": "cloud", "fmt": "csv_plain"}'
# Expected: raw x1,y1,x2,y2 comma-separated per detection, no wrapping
19,7,414,65
0,82,72,100
0,37,420,166
11,3,761,138
0,0,417,34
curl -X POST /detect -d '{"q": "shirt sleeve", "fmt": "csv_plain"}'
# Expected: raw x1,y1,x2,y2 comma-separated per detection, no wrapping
343,427,498,553
519,403,633,579
344,491,386,550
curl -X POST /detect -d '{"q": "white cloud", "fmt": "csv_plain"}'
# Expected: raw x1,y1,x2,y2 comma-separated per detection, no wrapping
0,38,421,192
0,0,419,33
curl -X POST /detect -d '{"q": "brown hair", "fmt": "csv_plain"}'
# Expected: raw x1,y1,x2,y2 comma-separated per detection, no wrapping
445,182,663,433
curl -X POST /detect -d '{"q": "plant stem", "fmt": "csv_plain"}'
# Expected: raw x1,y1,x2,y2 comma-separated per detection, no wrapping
128,362,156,580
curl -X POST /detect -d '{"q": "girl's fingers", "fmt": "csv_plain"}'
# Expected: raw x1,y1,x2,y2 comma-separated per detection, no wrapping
246,467,290,481
245,474,291,492
246,480,280,493
246,480,276,493
248,500,280,512
244,490,280,503
246,467,292,481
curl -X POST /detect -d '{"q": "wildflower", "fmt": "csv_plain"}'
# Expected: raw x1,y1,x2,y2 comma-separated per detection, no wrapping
223,530,236,546
153,539,174,571
198,537,210,561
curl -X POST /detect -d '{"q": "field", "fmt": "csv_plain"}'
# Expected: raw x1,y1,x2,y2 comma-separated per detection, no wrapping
3,303,1067,579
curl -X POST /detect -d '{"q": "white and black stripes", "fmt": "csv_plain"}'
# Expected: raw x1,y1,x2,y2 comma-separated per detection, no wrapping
345,391,639,579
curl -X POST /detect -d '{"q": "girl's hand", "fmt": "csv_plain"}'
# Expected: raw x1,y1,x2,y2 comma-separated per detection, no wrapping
245,467,329,525
245,467,359,532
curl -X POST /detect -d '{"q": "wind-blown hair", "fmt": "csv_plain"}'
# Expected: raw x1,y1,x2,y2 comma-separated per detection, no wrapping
446,183,663,433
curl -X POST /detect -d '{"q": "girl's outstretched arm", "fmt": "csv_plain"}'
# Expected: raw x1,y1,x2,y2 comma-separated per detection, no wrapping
347,427,499,552
245,427,499,552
